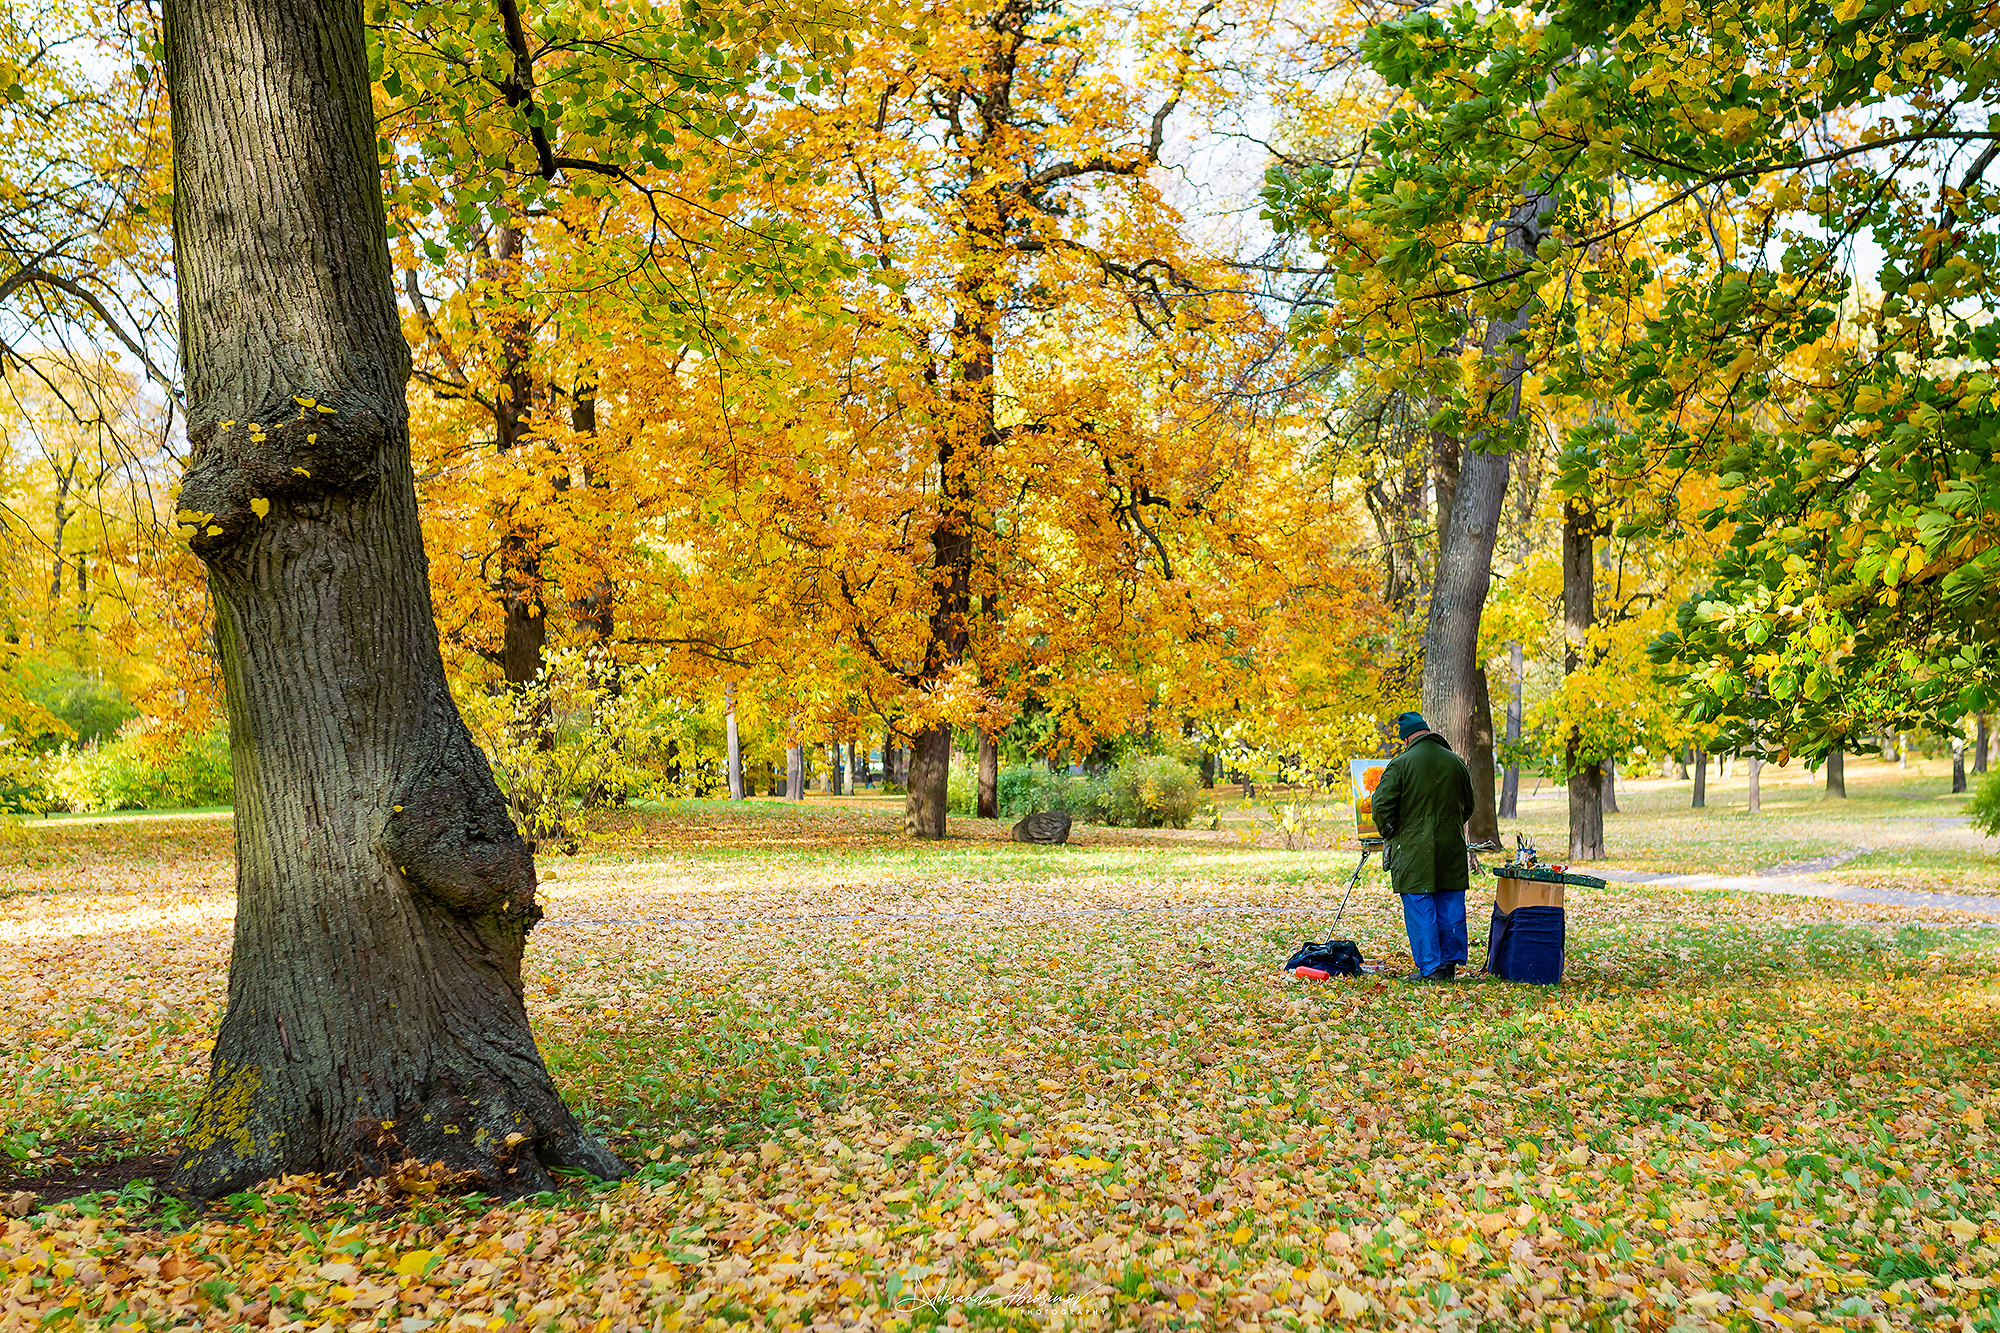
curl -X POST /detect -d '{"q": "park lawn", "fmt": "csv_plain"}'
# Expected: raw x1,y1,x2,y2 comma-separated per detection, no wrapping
1,803,1998,1331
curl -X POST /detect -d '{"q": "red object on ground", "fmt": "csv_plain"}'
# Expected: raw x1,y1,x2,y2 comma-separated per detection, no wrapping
1293,966,1331,980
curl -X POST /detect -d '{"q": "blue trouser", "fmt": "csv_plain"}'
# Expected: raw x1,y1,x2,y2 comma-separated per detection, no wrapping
1401,890,1468,977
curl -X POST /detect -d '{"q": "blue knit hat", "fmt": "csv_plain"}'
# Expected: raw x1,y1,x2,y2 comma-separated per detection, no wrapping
1396,711,1430,742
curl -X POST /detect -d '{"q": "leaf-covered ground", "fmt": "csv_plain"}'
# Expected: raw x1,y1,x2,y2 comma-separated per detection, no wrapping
3,796,1998,1331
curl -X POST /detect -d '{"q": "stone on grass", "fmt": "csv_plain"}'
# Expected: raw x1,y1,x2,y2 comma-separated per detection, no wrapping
1011,810,1072,844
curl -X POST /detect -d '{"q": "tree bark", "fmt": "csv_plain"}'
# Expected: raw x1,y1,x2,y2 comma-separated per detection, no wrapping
1826,746,1845,798
1498,640,1521,819
1567,765,1604,860
850,740,865,790
1468,666,1499,843
976,728,998,819
1692,749,1708,807
1747,753,1762,813
1977,714,1990,774
163,0,622,1198
1602,757,1618,815
489,220,547,736
830,741,844,796
1420,193,1548,793
905,724,953,838
786,742,804,801
1561,496,1603,859
725,682,743,801
1953,735,1967,794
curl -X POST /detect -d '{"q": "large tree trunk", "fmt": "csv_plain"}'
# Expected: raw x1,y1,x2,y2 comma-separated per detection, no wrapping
1826,746,1845,798
1561,496,1603,859
906,724,953,838
163,0,622,1198
977,728,998,819
1693,749,1708,806
1498,640,1522,819
1420,193,1549,788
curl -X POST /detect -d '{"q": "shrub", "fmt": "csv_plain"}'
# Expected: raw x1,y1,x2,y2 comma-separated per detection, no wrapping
24,672,135,748
1971,768,2000,839
43,726,234,813
1100,755,1201,829
947,758,976,815
0,745,49,814
993,757,1201,828
997,766,1074,819
459,651,703,851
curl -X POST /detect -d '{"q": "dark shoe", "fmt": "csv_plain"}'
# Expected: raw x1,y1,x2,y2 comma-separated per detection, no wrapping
1437,963,1458,981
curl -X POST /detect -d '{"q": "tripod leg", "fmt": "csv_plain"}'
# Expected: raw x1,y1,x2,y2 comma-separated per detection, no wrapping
1330,847,1371,933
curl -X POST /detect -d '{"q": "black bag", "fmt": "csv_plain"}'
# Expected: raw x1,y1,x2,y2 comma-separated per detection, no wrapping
1285,939,1363,976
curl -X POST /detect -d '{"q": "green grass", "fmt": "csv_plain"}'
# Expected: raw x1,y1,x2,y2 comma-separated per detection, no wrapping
3,790,1998,1330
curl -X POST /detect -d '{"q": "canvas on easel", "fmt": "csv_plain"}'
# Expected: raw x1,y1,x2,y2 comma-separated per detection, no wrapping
1350,755,1389,844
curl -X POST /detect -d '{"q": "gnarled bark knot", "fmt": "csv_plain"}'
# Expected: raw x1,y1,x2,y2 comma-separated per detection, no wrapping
178,396,393,556
384,736,537,916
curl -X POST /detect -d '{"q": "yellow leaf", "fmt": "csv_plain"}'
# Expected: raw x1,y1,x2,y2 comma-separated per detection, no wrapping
250,498,270,518
393,1249,434,1276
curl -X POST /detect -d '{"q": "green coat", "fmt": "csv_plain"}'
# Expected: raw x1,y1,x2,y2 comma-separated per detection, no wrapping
1370,733,1474,896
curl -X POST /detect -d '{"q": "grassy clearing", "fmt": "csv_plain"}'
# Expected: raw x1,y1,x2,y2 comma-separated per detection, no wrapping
1,798,1998,1331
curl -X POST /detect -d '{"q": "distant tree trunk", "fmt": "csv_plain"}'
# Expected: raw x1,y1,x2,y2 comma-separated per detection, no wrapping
1693,749,1708,807
830,741,845,796
1562,496,1603,859
162,0,621,1198
1675,749,1690,780
490,218,547,740
1826,746,1845,798
1953,735,1967,794
1498,641,1522,819
1602,757,1618,815
1747,752,1762,813
786,742,804,801
1898,731,1908,769
1469,666,1499,844
1420,193,1547,828
725,682,743,801
906,725,953,838
1567,764,1604,860
977,728,998,818
1974,714,1989,773
850,741,865,790
1200,749,1216,789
